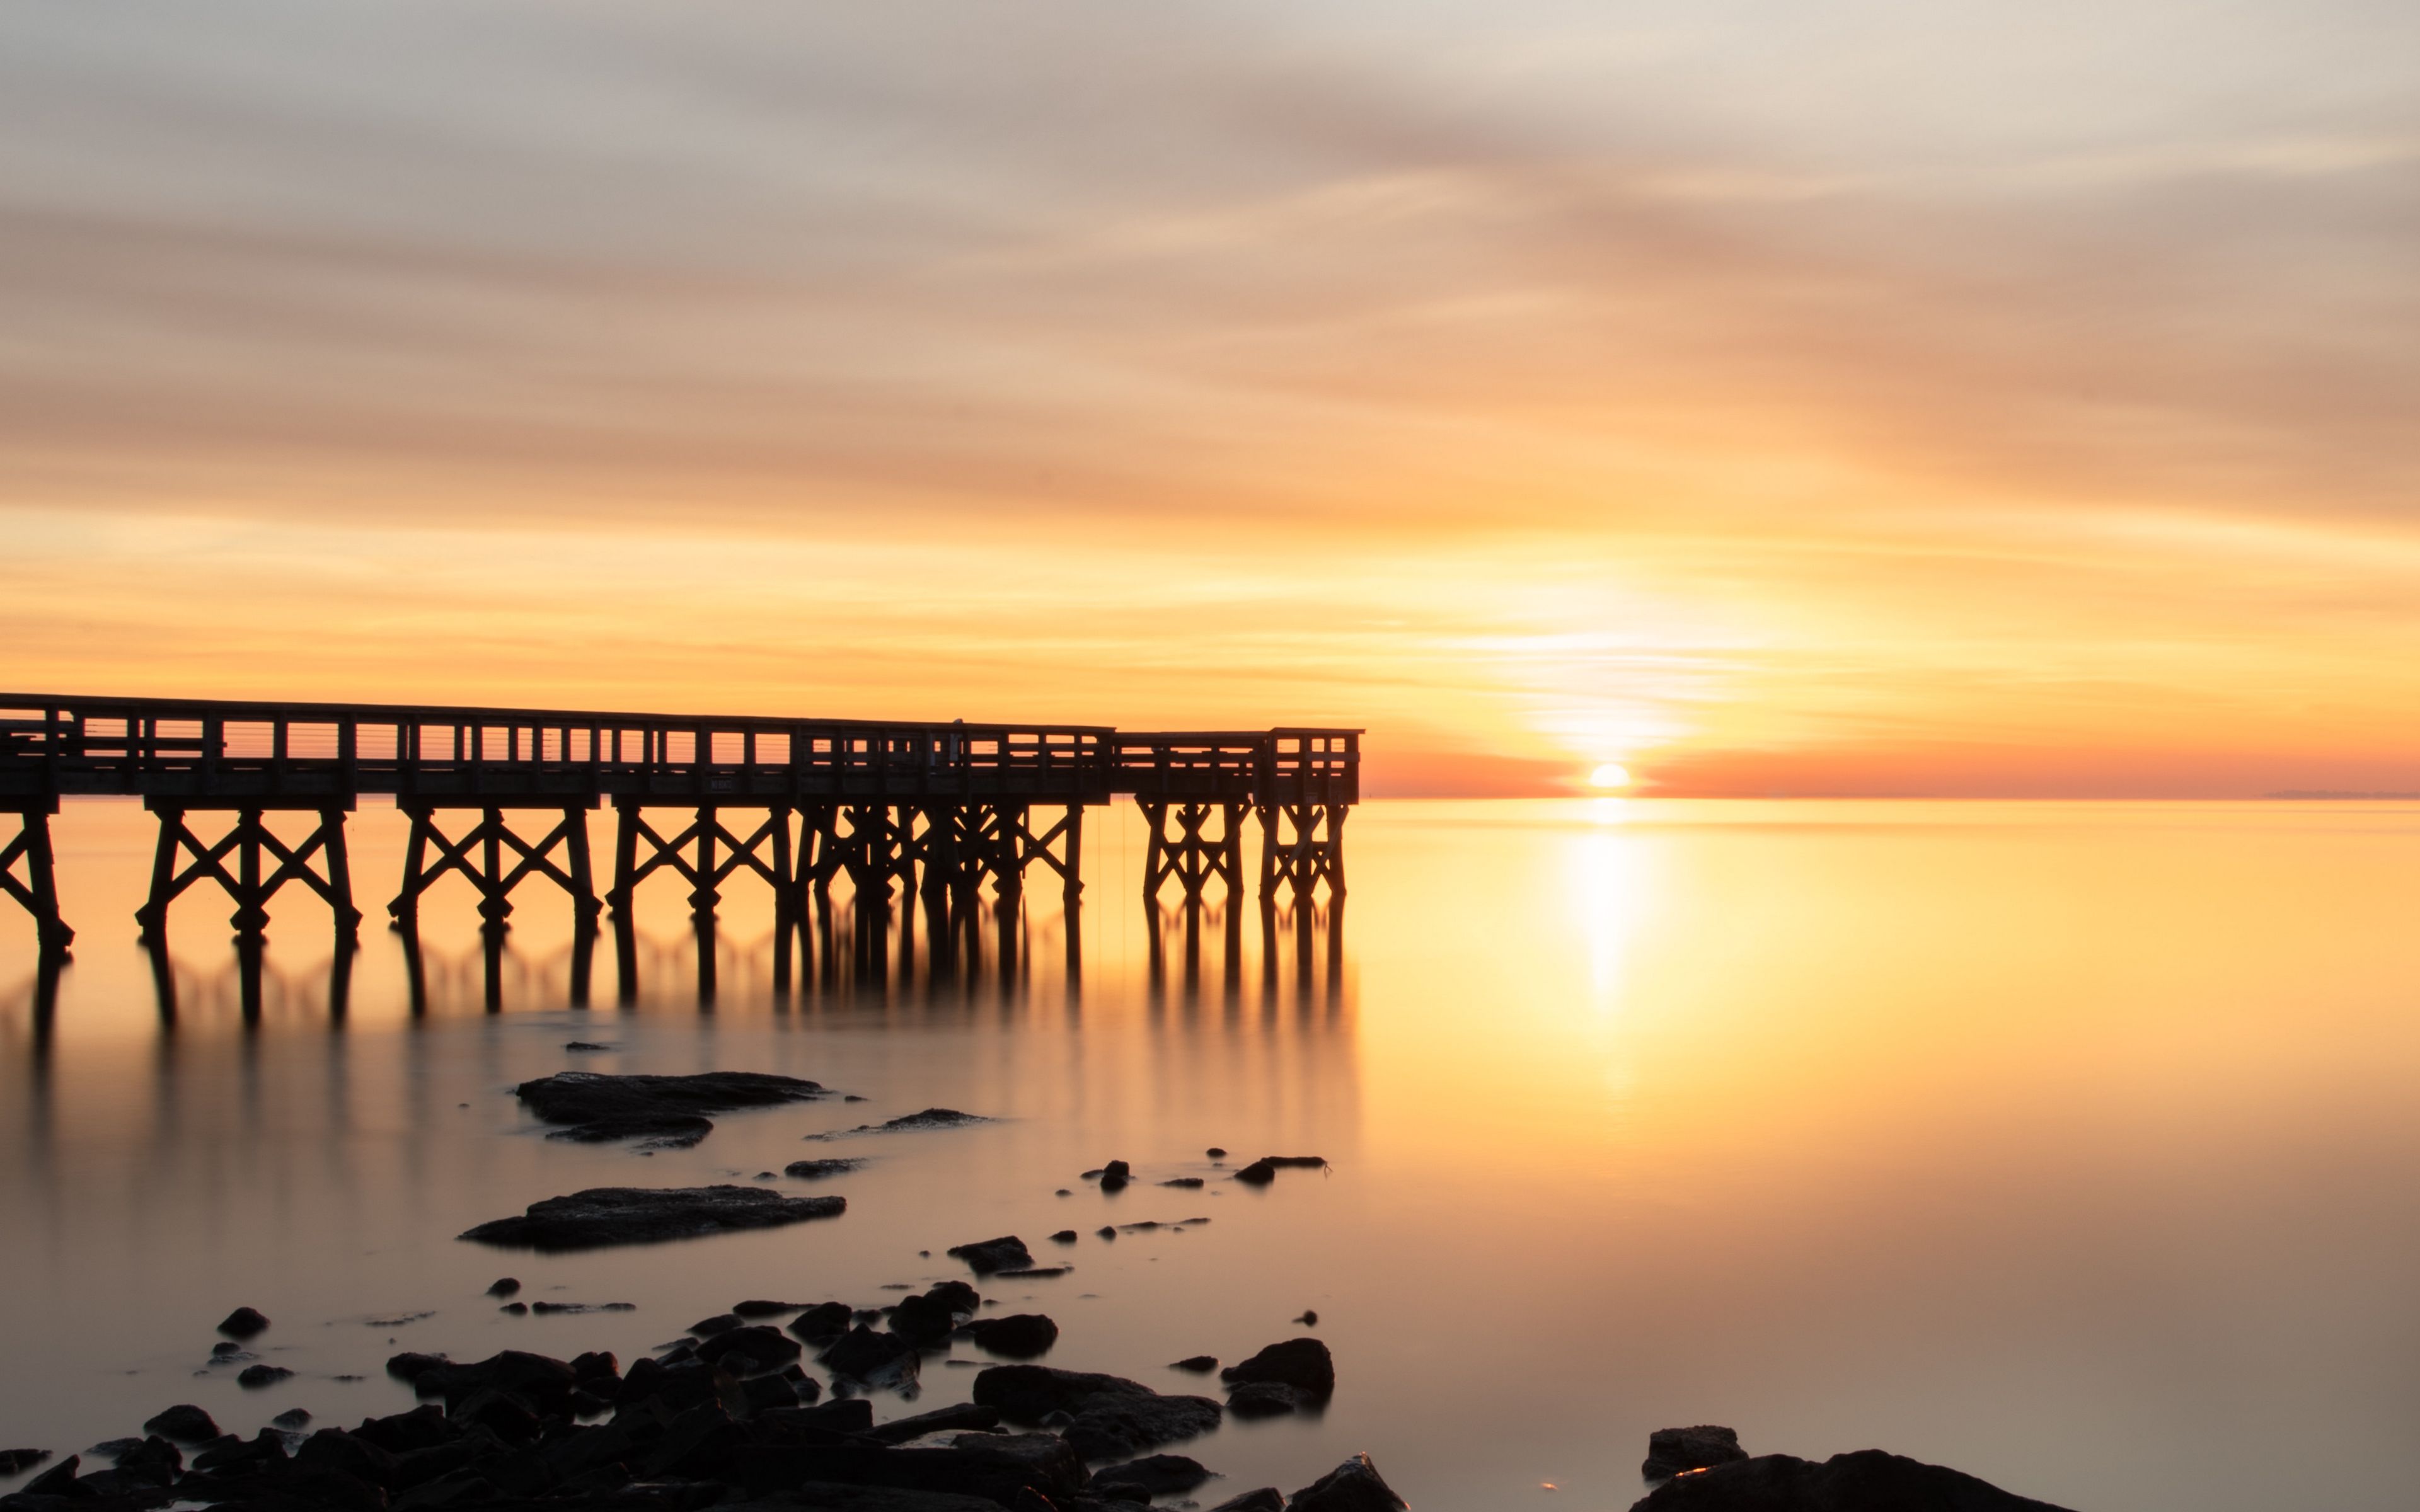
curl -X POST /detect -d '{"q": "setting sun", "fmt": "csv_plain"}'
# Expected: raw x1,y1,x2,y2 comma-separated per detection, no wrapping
1589,762,1632,791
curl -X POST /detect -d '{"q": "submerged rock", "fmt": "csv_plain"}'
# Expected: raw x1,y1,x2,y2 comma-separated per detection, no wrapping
1291,1454,1407,1512
1063,1393,1223,1460
1226,1382,1309,1419
0,1450,51,1475
1628,1450,2077,1511
1643,1426,1748,1480
945,1235,1034,1275
733,1299,810,1318
140,1406,219,1443
513,1070,831,1147
817,1326,921,1390
216,1307,270,1339
270,1409,312,1429
236,1364,294,1389
1233,1155,1328,1185
1095,1453,1214,1497
1220,1338,1334,1398
691,1313,745,1336
1170,1356,1218,1373
996,1266,1069,1280
460,1185,846,1251
1209,1491,1286,1512
957,1314,1058,1358
786,1158,866,1179
1160,1177,1205,1189
789,1302,858,1343
811,1108,994,1139
485,1277,521,1298
1098,1160,1132,1192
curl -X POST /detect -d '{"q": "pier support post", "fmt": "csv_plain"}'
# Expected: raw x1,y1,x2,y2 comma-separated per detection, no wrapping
1139,799,1247,903
1257,800,1347,901
388,803,601,932
606,801,795,920
0,802,73,952
135,803,363,941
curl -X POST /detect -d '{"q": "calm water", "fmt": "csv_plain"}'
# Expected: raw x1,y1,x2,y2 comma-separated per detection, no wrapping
6,798,2420,1511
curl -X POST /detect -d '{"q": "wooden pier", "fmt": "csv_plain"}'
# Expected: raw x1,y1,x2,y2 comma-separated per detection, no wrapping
0,693,1358,952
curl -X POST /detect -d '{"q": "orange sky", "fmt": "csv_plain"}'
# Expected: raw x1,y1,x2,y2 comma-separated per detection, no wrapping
4,2,2417,795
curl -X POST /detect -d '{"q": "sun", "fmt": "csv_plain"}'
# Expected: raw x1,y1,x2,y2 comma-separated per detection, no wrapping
1589,762,1631,791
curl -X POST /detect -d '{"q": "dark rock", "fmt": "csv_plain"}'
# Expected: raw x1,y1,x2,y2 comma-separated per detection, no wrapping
926,1280,979,1314
1093,1453,1213,1496
1049,1230,1078,1244
1293,1310,1319,1326
209,1342,243,1358
972,1365,1157,1421
1160,1177,1204,1188
1207,1490,1285,1512
458,1184,845,1250
1056,1189,1072,1197
865,1404,1006,1445
789,1302,858,1342
386,1351,449,1384
270,1409,313,1430
498,1301,529,1314
742,1373,807,1413
696,1326,804,1373
945,1235,1034,1275
818,1327,921,1390
570,1349,619,1380
111,1439,181,1487
691,1313,746,1336
1170,1356,1218,1373
958,1314,1058,1358
1220,1338,1334,1397
1290,1453,1407,1512
564,1041,613,1051
890,1293,963,1348
1224,1382,1306,1419
814,1108,993,1138
1205,1148,1228,1159
766,1486,1006,1512
236,1363,294,1388
785,1159,865,1179
996,1266,1068,1280
720,1434,1086,1505
513,1070,830,1146
1233,1155,1328,1185
530,1300,634,1314
0,1450,51,1475
297,1427,401,1487
1643,1426,1748,1480
1063,1394,1223,1460
141,1406,219,1443
217,1307,271,1339
21,1455,78,1498
1628,1450,2077,1511
1097,1227,1117,1240
350,1404,456,1455
733,1299,809,1317
1098,1160,1131,1192
485,1277,521,1297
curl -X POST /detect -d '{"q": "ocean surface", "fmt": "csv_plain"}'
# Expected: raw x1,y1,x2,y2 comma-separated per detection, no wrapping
6,797,2420,1511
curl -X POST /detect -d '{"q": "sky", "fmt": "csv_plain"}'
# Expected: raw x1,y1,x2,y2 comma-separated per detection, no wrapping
3,0,2417,796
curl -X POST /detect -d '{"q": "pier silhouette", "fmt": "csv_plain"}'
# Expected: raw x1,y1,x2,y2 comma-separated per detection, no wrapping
0,694,1357,961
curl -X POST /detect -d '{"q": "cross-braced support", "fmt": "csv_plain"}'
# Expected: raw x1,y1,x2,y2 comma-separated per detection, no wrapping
389,804,601,932
1257,800,1347,901
136,803,363,940
1,803,73,951
801,804,919,903
1140,799,1248,903
608,801,794,919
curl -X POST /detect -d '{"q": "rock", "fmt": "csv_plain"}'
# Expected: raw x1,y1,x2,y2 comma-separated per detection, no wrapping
957,1314,1058,1358
1294,1310,1319,1326
500,1301,529,1314
530,1300,634,1314
1056,1189,1072,1197
210,1341,243,1358
1063,1394,1223,1460
972,1365,1158,1421
1207,1490,1285,1512
1233,1155,1327,1185
1220,1338,1334,1397
891,1293,964,1348
270,1409,313,1429
786,1159,865,1178
1050,1230,1079,1244
1643,1426,1748,1480
0,1449,51,1475
512,1070,831,1147
946,1235,1034,1275
385,1351,449,1383
818,1327,921,1389
927,1281,979,1314
1205,1147,1227,1158
1093,1453,1213,1496
1170,1356,1218,1373
697,1326,805,1373
1627,1450,2078,1511
865,1404,1006,1445
1160,1177,1205,1188
996,1266,1069,1279
1224,1381,1306,1419
141,1405,220,1443
564,1041,613,1051
1099,1160,1132,1192
1290,1453,1407,1512
236,1363,295,1388
21,1455,78,1498
485,1277,521,1297
217,1307,271,1339
812,1108,993,1138
734,1299,810,1318
692,1313,746,1336
789,1302,858,1342
458,1185,846,1250
1097,1227,1117,1240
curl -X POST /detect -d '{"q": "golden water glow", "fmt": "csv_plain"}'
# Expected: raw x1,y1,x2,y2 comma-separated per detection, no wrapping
2,5,2415,795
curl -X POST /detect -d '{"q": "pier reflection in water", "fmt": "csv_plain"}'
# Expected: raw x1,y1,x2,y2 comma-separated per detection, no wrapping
14,799,2420,1512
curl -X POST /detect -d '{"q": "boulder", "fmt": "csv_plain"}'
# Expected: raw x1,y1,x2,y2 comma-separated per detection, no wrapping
691,1313,746,1336
818,1327,921,1390
485,1278,521,1298
865,1404,1006,1445
270,1409,313,1430
696,1326,805,1373
1098,1160,1132,1192
512,1070,831,1147
972,1365,1158,1421
141,1406,221,1443
458,1185,845,1250
217,1307,271,1339
790,1302,858,1342
1093,1453,1213,1496
946,1235,1034,1275
891,1293,964,1348
1224,1382,1305,1419
1064,1394,1223,1460
1050,1230,1079,1244
1644,1426,1748,1480
1627,1450,2078,1511
1290,1453,1407,1512
1220,1338,1334,1397
236,1363,294,1389
958,1314,1058,1359
1169,1356,1218,1373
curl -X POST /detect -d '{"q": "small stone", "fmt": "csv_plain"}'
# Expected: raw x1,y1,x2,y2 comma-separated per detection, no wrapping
217,1307,270,1339
945,1235,1034,1275
1050,1230,1079,1243
0,1450,51,1475
236,1364,294,1389
957,1314,1059,1358
1161,1177,1205,1188
1642,1425,1747,1480
1293,1310,1320,1326
141,1405,220,1443
1099,1159,1132,1192
1170,1356,1218,1372
1097,1226,1117,1240
499,1302,528,1315
1205,1147,1227,1158
270,1409,312,1429
209,1342,243,1358
1056,1189,1072,1197
486,1277,521,1297
689,1313,744,1336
